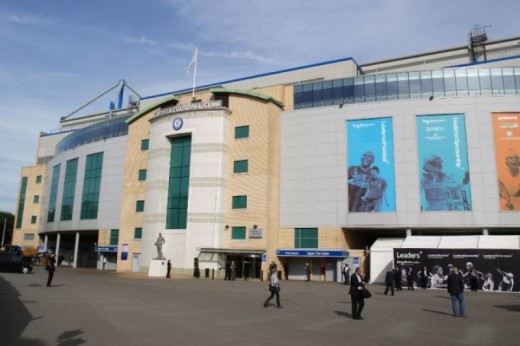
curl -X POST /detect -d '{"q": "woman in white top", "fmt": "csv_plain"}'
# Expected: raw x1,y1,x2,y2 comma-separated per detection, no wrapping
263,268,282,308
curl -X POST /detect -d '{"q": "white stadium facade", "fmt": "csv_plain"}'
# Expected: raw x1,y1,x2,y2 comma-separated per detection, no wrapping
12,31,520,289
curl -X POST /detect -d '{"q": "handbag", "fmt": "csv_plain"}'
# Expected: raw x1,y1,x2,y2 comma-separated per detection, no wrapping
361,287,372,299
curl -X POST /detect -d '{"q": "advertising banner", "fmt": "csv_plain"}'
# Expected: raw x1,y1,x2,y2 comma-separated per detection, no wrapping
393,248,519,292
416,114,472,211
347,117,395,212
492,113,520,211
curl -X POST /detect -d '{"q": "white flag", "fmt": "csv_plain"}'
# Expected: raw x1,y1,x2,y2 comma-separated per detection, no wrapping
187,46,198,73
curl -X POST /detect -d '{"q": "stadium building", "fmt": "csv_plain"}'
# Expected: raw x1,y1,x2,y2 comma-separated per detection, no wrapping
12,30,520,286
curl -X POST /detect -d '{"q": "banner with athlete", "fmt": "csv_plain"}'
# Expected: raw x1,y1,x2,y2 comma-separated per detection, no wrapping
346,118,395,212
416,114,472,211
492,112,520,211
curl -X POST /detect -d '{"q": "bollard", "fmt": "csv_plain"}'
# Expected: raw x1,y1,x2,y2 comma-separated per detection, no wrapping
212,268,214,280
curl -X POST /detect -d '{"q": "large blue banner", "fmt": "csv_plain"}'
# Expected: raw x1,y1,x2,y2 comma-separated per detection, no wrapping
416,114,472,211
347,118,395,212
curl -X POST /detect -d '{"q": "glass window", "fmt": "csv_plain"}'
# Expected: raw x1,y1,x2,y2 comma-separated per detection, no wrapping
386,74,398,100
134,228,142,240
467,69,480,96
138,169,147,181
409,72,421,98
375,75,387,101
322,81,333,106
16,177,28,229
61,158,78,221
503,68,515,95
233,160,248,173
23,233,35,241
479,68,492,95
80,153,103,220
47,165,61,222
364,75,375,102
343,78,354,103
231,226,246,240
312,82,323,107
354,77,365,103
455,69,468,95
31,216,37,224
432,71,444,97
420,71,433,97
36,175,42,184
234,126,249,139
110,229,119,246
398,73,409,99
33,195,39,204
136,200,145,212
141,139,149,151
302,83,313,107
166,136,191,229
293,84,303,109
232,195,247,209
443,70,456,96
332,79,343,104
294,228,318,248
514,68,520,94
491,68,504,95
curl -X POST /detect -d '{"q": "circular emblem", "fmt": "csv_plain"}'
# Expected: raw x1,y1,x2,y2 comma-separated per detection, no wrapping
173,117,183,130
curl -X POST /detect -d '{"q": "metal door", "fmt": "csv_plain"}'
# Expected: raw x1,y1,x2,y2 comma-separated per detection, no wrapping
132,253,140,272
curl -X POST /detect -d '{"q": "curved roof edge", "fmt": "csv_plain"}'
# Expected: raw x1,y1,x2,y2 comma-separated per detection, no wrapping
210,87,284,109
126,95,179,125
444,54,520,68
142,57,357,100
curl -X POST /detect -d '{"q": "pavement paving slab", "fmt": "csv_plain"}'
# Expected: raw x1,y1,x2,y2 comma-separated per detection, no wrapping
1,267,519,346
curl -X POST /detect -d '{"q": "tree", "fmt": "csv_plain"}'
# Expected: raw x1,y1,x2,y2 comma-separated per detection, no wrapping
0,211,15,245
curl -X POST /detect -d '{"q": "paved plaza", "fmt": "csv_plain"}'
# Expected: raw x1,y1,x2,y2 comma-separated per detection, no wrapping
1,267,519,346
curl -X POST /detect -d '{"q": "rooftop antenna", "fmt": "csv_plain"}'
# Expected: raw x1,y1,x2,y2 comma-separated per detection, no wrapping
468,24,490,63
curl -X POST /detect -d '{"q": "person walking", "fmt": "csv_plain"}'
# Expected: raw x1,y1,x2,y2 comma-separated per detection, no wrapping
305,263,311,282
264,268,282,308
224,261,231,281
447,266,466,317
166,260,171,278
343,264,350,285
384,267,394,295
407,267,415,291
230,261,236,280
349,267,365,320
394,266,402,291
45,252,56,287
419,266,429,289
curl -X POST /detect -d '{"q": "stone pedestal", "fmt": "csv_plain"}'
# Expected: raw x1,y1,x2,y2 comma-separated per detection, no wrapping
148,259,167,277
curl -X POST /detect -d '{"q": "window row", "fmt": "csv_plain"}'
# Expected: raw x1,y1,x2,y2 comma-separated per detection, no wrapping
294,67,520,109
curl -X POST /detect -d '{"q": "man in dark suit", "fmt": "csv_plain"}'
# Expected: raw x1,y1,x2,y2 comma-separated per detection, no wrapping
407,267,415,291
384,267,394,295
349,267,365,320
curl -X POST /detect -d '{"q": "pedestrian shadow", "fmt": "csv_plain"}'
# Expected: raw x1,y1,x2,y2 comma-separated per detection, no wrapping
494,304,520,312
334,310,353,319
49,284,66,287
57,329,86,346
29,284,43,287
422,308,453,316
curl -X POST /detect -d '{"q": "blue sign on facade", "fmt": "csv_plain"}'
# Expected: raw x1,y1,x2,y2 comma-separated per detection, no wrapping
276,249,349,258
95,245,118,253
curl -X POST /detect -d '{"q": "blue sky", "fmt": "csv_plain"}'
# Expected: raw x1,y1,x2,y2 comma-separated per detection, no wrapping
1,0,520,213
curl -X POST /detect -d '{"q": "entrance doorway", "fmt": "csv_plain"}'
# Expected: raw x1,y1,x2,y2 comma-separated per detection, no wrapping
132,253,141,272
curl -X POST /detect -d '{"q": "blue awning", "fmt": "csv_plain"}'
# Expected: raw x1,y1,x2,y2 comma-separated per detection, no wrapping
277,249,349,258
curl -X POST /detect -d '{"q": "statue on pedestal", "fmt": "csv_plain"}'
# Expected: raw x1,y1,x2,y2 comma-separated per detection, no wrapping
154,233,165,260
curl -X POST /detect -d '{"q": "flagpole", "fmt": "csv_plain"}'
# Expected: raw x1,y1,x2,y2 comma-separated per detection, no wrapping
191,47,198,99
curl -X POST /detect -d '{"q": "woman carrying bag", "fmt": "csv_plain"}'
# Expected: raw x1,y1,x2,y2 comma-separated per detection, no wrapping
264,267,283,308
